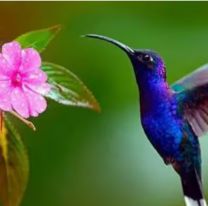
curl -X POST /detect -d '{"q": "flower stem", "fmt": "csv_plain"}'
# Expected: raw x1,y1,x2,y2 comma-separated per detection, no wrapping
0,111,3,132
10,111,36,131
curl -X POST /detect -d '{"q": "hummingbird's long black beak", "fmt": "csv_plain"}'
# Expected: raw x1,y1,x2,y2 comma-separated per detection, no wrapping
83,34,135,56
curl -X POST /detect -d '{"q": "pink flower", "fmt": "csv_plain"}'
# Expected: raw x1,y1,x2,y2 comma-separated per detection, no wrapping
0,41,50,118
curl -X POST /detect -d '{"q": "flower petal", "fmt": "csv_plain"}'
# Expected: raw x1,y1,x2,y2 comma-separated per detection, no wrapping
11,87,29,118
0,92,12,111
25,82,51,95
0,81,11,95
25,88,47,117
23,69,47,84
21,48,41,72
0,54,11,76
2,41,21,68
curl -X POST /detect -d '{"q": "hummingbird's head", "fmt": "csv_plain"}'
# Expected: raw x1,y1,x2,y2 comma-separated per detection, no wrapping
84,34,166,85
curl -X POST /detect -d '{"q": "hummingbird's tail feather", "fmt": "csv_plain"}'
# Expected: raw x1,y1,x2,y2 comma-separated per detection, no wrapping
181,169,207,206
184,197,207,206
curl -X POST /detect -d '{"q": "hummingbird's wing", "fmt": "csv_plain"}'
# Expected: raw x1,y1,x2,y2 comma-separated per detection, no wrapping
172,64,208,92
171,64,208,137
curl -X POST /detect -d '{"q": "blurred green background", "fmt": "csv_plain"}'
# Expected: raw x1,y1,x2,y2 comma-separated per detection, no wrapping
2,2,208,206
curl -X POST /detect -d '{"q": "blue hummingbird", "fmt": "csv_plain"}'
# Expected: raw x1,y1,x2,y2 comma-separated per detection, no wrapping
84,34,208,206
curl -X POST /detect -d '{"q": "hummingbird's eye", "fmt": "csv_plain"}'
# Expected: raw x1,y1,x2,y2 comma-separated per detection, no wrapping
141,54,153,63
137,53,154,68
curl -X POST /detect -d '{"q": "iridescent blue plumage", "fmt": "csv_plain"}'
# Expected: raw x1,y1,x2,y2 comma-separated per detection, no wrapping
85,34,208,206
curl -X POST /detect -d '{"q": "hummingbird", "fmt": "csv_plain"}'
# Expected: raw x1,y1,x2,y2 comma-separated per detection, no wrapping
84,34,208,206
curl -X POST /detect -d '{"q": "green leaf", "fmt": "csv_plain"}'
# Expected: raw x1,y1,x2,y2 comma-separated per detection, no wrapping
15,25,61,52
42,62,100,112
0,116,29,206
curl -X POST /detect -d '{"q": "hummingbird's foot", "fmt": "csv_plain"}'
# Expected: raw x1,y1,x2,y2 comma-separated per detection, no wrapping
164,156,176,165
